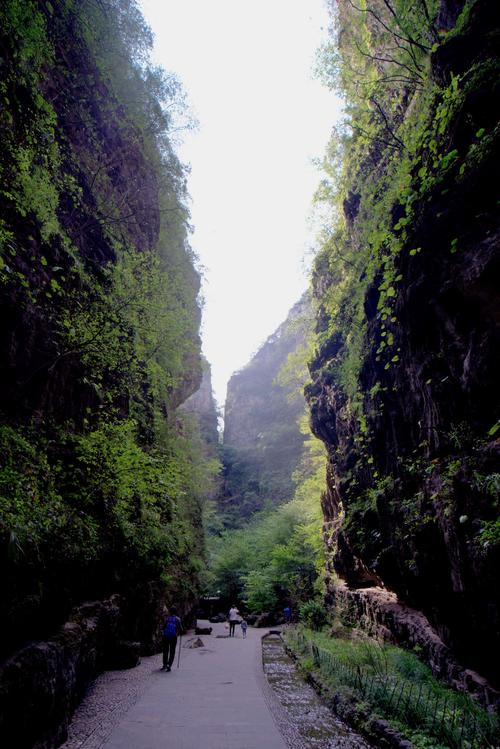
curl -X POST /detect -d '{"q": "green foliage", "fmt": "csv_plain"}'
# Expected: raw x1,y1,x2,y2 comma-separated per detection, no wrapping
299,600,328,630
244,569,278,612
0,425,81,556
307,0,500,572
210,294,327,613
59,244,200,413
209,424,326,612
0,0,213,650
287,625,499,749
0,411,214,586
211,493,320,612
311,1,499,417
477,518,500,550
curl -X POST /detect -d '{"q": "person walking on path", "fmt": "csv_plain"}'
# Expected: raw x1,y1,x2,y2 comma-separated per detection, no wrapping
240,616,248,638
161,606,183,671
228,604,240,637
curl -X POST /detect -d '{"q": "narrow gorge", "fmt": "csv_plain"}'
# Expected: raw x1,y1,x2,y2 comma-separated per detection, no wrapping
0,0,499,747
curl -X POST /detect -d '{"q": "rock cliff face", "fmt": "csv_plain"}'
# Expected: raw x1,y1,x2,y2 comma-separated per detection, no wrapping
182,358,220,447
221,294,313,525
0,1,207,745
307,0,500,692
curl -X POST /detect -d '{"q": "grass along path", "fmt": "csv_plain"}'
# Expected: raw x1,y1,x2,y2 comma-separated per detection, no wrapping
284,626,499,749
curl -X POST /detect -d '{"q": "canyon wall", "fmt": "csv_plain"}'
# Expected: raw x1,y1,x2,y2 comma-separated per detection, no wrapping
307,0,500,691
182,358,220,448
0,1,209,745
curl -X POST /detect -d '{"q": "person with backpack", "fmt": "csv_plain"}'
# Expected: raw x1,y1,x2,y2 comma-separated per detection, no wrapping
161,606,183,671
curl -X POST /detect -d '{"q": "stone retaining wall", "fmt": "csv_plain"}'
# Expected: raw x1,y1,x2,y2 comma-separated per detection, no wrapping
0,595,144,749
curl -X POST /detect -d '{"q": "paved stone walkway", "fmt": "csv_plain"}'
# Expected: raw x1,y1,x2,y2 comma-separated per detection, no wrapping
100,620,288,749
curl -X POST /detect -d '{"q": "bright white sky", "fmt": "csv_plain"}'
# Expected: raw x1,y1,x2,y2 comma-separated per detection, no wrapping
139,0,342,408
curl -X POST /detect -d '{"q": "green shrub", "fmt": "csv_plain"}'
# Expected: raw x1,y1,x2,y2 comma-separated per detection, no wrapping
299,599,329,630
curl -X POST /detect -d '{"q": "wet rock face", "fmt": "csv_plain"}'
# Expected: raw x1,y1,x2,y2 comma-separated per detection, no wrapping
307,0,500,689
437,0,466,32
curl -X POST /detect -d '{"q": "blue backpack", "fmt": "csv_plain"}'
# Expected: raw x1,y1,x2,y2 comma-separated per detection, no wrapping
163,616,177,637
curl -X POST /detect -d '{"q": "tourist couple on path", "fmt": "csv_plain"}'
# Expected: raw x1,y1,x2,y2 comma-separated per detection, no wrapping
228,605,248,638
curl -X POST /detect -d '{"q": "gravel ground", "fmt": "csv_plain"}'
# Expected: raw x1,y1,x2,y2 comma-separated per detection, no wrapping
60,652,162,749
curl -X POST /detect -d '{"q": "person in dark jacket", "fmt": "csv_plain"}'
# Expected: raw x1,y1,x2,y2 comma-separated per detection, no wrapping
161,606,183,671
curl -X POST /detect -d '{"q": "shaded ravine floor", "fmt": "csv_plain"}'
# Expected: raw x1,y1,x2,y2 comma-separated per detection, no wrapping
262,634,372,749
61,622,371,749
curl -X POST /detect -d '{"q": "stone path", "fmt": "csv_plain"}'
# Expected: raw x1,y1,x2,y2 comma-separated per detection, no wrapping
63,620,291,749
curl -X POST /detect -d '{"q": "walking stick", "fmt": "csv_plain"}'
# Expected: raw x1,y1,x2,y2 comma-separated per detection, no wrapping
177,635,182,668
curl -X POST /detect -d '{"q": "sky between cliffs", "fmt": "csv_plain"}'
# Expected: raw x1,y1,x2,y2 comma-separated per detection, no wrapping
139,0,342,408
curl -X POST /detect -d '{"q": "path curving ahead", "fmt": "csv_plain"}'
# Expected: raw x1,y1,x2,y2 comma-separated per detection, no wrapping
63,620,291,749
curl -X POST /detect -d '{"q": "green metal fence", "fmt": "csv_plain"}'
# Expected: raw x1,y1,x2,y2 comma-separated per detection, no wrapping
287,630,499,749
